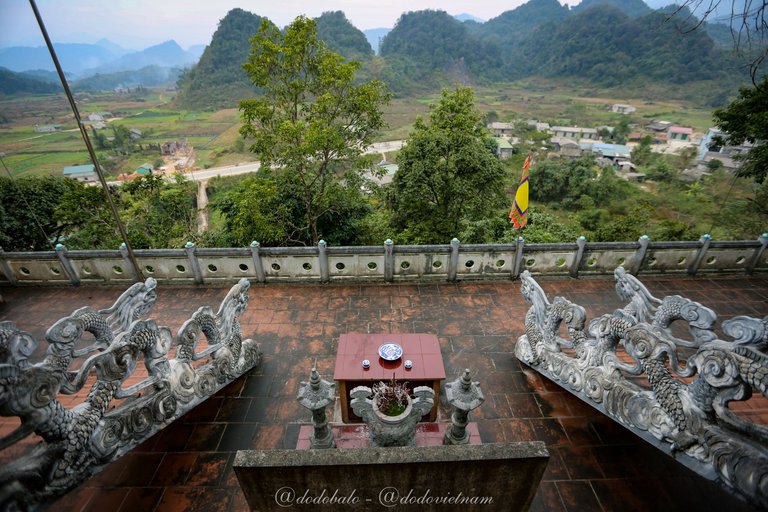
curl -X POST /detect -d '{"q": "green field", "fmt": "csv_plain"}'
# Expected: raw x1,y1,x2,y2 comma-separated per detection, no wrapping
0,79,723,178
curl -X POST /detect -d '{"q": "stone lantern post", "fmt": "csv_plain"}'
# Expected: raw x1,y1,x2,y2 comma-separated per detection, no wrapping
444,368,484,445
297,365,336,449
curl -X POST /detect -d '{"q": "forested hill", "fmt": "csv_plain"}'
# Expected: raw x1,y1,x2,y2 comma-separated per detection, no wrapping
176,9,373,108
175,2,741,108
379,10,504,89
571,0,651,17
0,67,61,95
175,8,264,109
316,11,374,61
470,0,570,47
511,6,727,86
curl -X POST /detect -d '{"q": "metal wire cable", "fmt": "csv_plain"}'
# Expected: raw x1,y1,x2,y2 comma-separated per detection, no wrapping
28,0,144,279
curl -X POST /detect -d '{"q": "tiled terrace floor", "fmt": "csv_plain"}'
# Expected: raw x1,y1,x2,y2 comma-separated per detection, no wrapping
1,274,767,511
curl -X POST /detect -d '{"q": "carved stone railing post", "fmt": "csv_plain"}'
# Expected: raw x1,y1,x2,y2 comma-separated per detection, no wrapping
54,243,79,286
688,234,712,276
570,236,587,278
448,238,460,281
629,234,650,275
0,247,16,285
249,241,266,283
748,233,768,274
384,239,394,282
444,369,485,445
119,242,139,281
0,278,261,509
318,240,329,283
514,267,768,508
513,236,525,279
184,241,203,284
296,365,336,449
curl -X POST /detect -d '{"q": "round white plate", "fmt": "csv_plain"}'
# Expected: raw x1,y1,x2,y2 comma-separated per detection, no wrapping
378,343,403,361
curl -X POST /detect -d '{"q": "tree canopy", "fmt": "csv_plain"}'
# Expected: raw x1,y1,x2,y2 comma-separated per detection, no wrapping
238,16,389,245
712,75,768,183
388,87,507,243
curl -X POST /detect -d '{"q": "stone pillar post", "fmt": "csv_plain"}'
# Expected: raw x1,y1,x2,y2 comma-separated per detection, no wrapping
184,241,203,284
119,242,139,281
55,243,80,286
249,241,266,283
513,237,525,279
384,239,394,282
629,235,650,275
748,233,768,274
318,240,329,282
448,238,460,282
688,234,712,276
296,366,336,449
570,236,587,278
444,369,484,445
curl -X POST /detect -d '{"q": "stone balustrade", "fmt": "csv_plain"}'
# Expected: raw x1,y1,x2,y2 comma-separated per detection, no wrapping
514,266,768,508
1,234,766,287
0,278,261,509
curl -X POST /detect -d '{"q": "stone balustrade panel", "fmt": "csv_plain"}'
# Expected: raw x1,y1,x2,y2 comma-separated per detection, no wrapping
70,253,131,284
264,254,320,281
328,253,384,280
457,247,516,278
197,254,255,282
140,255,196,283
521,247,576,274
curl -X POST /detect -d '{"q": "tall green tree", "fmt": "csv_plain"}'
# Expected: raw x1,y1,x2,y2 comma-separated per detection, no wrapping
0,175,68,251
712,76,768,183
388,87,507,243
239,16,390,245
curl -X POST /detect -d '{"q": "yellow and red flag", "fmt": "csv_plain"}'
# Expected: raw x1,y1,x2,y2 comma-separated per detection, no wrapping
509,154,531,229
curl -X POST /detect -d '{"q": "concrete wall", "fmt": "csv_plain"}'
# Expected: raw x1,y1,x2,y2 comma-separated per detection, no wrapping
234,442,549,511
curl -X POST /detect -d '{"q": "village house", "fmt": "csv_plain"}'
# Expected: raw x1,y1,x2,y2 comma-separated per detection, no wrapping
136,163,154,175
589,142,631,162
527,120,551,132
34,124,61,133
645,120,673,143
550,126,598,140
549,137,583,158
668,126,693,141
487,122,515,138
496,137,517,159
62,164,96,183
611,103,636,114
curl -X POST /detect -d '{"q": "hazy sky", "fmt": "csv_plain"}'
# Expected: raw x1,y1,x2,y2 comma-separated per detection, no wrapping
0,0,587,50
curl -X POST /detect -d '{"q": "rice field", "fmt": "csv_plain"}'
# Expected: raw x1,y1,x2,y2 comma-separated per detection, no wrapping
0,79,721,178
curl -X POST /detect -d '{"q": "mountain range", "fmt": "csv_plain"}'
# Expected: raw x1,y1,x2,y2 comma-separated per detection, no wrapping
0,0,748,105
0,39,200,77
175,1,744,108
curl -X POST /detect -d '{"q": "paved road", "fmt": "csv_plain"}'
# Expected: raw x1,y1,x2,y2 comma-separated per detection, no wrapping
181,161,262,182
110,141,405,185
